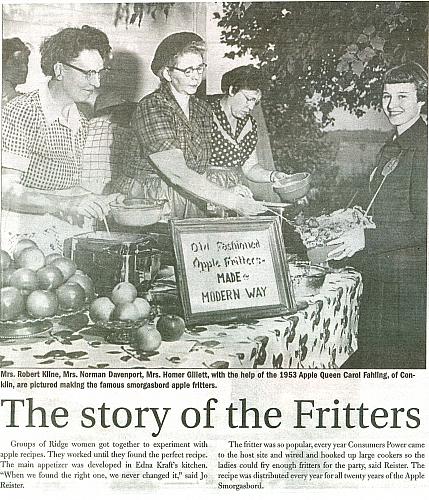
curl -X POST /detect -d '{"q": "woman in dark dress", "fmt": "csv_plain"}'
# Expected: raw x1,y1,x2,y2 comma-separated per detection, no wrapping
329,62,427,368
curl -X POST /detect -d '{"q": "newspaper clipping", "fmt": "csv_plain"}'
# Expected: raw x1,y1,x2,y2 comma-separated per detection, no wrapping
1,1,428,499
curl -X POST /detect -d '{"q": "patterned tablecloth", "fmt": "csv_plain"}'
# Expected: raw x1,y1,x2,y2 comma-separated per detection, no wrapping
0,269,361,370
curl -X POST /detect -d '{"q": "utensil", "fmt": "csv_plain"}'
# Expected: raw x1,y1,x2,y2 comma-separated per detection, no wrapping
365,153,403,217
102,215,111,237
344,190,359,211
263,206,295,226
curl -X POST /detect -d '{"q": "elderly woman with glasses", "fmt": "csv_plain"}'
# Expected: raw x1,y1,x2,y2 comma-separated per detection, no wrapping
329,62,427,369
207,65,288,193
1,25,122,254
129,32,265,219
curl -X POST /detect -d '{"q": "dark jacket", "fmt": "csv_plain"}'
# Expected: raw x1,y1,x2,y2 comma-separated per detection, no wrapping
366,118,427,263
359,118,427,346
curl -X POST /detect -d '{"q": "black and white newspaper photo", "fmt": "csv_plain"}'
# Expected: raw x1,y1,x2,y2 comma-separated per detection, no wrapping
0,1,428,499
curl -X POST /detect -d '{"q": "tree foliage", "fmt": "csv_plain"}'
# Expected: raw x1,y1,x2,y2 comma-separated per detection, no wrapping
216,2,427,123
114,3,174,27
215,2,427,212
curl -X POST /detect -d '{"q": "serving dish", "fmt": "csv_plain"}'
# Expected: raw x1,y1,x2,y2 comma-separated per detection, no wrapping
94,318,150,344
306,244,341,264
289,262,327,297
0,306,87,340
273,172,311,202
294,207,375,263
109,199,165,227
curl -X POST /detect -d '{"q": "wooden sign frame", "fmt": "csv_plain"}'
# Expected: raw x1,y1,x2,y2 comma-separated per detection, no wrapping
169,216,296,326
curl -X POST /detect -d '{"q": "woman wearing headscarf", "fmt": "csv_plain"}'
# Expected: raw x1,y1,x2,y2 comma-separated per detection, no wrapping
330,62,427,368
129,32,265,219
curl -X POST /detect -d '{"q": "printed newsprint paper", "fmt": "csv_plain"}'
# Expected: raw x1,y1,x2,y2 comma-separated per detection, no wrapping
0,1,428,499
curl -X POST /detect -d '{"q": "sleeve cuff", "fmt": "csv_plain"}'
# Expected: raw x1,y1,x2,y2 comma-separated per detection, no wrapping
2,151,30,173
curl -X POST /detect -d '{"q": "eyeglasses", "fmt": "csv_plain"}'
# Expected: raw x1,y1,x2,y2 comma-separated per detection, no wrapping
62,61,110,80
240,90,261,106
170,63,207,78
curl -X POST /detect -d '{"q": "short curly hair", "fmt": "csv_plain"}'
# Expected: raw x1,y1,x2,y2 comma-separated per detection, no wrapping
221,65,266,95
384,61,428,104
3,37,30,63
40,25,111,77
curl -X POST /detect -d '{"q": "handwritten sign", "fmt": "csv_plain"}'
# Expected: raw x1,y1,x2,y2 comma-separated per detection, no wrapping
170,217,296,326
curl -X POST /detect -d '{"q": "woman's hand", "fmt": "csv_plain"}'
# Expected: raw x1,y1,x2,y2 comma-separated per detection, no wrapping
234,196,266,216
327,226,366,260
66,193,123,224
228,184,266,215
230,184,254,198
270,171,289,182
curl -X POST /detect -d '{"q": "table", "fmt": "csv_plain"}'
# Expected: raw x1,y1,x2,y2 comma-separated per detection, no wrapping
0,269,361,369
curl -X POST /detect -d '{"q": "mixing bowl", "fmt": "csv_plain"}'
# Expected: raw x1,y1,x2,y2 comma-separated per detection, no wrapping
273,172,311,203
109,199,165,227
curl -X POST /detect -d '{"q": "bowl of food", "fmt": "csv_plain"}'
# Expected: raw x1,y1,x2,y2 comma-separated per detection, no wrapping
294,207,375,264
290,262,327,297
306,244,341,265
273,172,311,203
95,318,150,344
109,199,165,227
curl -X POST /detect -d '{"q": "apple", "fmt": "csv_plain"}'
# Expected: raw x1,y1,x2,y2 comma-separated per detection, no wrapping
0,250,12,271
45,252,63,265
0,265,16,288
131,325,162,352
16,246,45,272
156,314,186,342
10,268,38,296
56,282,86,311
26,290,58,318
36,265,64,290
111,282,138,305
133,297,151,320
112,302,140,321
67,273,95,301
50,257,77,281
0,286,25,320
13,239,37,261
89,297,115,322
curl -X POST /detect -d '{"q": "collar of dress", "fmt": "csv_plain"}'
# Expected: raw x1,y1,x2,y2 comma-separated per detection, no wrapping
159,83,197,130
39,81,82,134
169,84,190,118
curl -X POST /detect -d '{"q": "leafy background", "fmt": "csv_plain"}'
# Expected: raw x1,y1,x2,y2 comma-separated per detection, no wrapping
214,1,427,214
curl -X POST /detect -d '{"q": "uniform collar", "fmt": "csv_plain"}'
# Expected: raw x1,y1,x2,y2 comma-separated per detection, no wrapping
39,80,82,133
395,117,427,148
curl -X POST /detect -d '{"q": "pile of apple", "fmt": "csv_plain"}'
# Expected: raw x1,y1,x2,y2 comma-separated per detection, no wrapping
0,239,94,321
89,282,151,323
89,282,186,351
